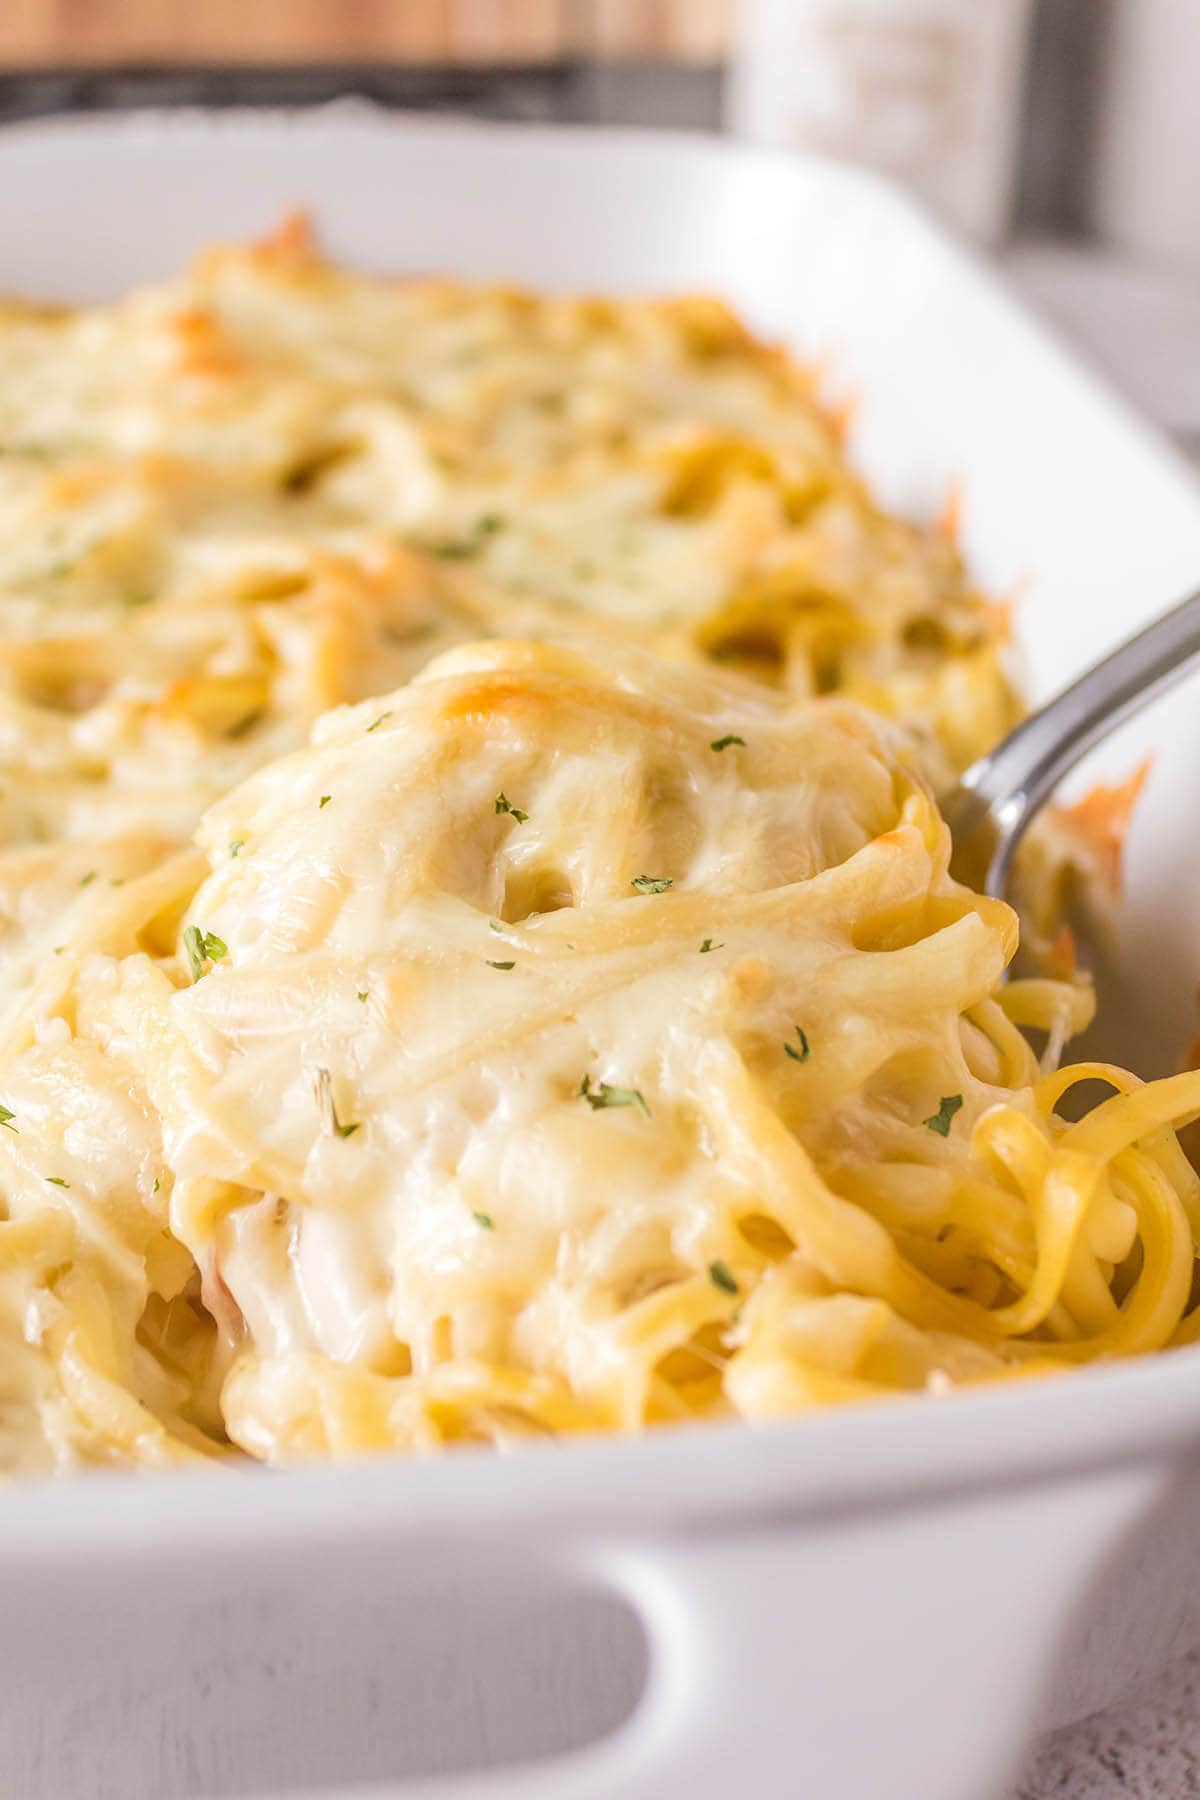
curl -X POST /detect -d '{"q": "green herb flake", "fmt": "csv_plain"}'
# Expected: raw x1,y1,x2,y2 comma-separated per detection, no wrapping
699,938,724,954
709,1259,739,1296
78,870,96,888
473,1210,495,1231
431,514,503,559
710,734,747,753
124,590,154,609
183,926,228,982
227,707,264,741
45,1176,69,1188
0,1104,16,1133
495,791,529,824
784,1027,811,1064
314,1066,361,1142
182,926,205,981
488,919,505,934
319,794,331,809
53,946,64,956
228,839,245,858
579,1073,650,1119
924,1094,964,1137
487,959,516,971
390,619,438,648
631,875,673,895
366,711,392,734
356,989,369,1003
153,1177,160,1195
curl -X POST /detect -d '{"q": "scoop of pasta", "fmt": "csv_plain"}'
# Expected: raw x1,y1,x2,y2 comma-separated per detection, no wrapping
122,643,1200,1454
3,636,1198,1469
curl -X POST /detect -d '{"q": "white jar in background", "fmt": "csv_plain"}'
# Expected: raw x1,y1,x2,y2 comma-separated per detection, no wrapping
1088,0,1200,280
726,0,1035,244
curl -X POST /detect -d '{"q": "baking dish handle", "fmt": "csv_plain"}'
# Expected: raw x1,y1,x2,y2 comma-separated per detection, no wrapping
320,1461,1156,1800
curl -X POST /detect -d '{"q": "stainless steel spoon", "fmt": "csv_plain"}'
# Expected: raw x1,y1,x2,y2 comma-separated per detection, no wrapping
944,585,1200,898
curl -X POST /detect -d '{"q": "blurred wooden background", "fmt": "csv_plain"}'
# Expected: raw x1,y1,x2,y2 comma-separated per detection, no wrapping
0,1,735,65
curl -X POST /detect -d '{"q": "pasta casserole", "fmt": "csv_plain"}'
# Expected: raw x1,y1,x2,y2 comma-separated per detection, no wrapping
0,223,1196,1473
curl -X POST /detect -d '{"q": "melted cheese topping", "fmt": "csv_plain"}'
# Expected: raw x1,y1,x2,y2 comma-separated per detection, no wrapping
0,218,1016,969
0,222,1195,1474
4,635,1199,1470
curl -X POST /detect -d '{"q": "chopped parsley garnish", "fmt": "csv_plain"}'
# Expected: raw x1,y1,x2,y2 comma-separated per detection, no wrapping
487,959,515,971
631,875,673,895
431,514,504,559
390,619,439,648
183,926,228,982
366,711,392,733
495,791,529,824
708,1259,739,1296
356,989,368,1003
579,1073,650,1118
45,1176,69,1188
313,1067,361,1140
78,870,96,888
488,919,505,934
784,1027,811,1064
0,1104,16,1133
710,734,747,753
228,839,245,858
227,708,264,740
473,1211,495,1231
319,794,331,809
924,1094,964,1137
153,1177,160,1194
699,938,723,954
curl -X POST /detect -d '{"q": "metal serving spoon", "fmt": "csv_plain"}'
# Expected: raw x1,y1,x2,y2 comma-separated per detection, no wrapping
944,585,1200,898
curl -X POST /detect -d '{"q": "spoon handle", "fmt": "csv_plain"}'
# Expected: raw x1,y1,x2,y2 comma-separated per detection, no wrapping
956,583,1200,897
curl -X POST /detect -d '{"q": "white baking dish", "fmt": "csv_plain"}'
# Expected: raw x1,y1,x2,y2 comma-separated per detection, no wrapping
2,109,1200,1800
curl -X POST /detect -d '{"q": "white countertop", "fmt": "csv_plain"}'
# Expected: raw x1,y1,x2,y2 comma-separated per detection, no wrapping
1020,1652,1200,1798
